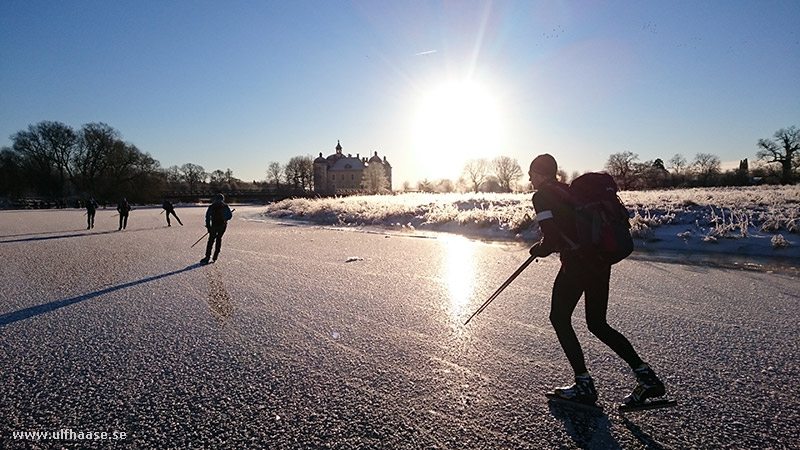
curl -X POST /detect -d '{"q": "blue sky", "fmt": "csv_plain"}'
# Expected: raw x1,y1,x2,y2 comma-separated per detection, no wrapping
1,1,798,186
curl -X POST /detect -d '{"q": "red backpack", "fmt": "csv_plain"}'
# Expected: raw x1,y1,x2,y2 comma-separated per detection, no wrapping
568,173,634,264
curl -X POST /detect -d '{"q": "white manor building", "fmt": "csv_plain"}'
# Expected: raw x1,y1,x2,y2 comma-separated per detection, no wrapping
313,140,392,194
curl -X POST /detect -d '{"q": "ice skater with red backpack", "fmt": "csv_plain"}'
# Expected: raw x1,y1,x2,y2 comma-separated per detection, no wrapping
527,153,670,412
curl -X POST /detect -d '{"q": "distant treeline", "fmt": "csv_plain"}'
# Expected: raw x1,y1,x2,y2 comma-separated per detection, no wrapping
2,121,796,207
0,121,303,207
410,125,799,193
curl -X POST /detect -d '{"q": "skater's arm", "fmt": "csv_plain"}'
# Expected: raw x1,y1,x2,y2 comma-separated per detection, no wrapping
532,190,568,256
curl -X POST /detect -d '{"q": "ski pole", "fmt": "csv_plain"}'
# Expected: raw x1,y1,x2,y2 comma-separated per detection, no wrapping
463,255,536,326
191,232,209,248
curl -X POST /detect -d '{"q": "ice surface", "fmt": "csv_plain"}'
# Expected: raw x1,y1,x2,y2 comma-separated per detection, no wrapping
1,205,798,447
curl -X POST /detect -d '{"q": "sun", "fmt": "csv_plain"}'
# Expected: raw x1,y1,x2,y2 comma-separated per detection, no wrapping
412,80,504,180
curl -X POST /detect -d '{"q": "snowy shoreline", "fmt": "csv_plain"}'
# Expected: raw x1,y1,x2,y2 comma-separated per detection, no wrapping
260,186,800,269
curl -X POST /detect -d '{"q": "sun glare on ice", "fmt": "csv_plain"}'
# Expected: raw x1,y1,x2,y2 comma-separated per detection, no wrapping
442,235,476,318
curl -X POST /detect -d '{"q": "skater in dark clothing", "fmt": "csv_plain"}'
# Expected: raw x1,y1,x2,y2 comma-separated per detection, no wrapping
85,196,98,229
162,199,183,226
527,153,665,407
117,197,131,230
200,194,233,264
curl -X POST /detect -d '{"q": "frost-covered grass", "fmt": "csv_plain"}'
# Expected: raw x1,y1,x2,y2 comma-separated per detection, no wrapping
622,186,800,242
262,186,800,255
263,192,538,240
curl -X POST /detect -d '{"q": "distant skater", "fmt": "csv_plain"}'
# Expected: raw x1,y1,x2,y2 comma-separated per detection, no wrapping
200,194,233,264
85,196,98,229
162,199,183,226
527,153,666,408
117,197,131,230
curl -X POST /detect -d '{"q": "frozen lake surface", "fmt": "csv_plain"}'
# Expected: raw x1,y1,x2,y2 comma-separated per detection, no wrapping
1,206,798,448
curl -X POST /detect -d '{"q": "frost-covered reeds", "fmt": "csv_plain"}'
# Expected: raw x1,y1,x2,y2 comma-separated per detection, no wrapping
262,185,799,246
621,186,799,246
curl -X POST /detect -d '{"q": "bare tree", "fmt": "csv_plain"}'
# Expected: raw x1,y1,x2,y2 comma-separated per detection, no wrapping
757,125,799,184
38,121,77,193
667,153,689,186
668,154,688,175
285,155,313,191
362,163,389,194
165,165,182,184
462,158,490,193
209,169,226,184
492,156,523,192
604,151,639,190
73,123,121,193
692,153,721,186
11,121,77,196
180,163,207,191
267,161,283,188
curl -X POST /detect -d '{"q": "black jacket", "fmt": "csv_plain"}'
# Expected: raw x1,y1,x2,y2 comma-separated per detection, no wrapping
532,179,579,261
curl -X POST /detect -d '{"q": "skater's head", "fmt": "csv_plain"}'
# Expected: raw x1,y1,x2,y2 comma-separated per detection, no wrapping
121,196,127,202
214,193,224,203
529,153,557,188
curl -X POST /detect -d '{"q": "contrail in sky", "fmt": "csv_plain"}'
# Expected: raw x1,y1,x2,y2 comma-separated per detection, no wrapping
415,50,437,56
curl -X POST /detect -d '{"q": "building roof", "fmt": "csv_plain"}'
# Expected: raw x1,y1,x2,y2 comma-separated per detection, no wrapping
329,157,365,171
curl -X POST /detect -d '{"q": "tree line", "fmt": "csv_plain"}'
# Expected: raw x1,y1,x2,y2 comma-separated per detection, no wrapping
3,121,796,205
1,121,164,204
0,121,267,205
408,125,799,193
603,126,799,190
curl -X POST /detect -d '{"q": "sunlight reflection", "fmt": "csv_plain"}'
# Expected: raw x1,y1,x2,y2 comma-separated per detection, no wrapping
441,235,476,320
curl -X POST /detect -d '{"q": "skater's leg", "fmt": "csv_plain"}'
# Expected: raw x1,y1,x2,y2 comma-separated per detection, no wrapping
171,211,183,225
584,265,645,369
212,226,226,260
550,265,588,375
205,231,215,259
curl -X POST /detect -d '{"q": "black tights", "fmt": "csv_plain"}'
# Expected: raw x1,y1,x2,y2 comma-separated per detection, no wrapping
549,261,644,375
205,225,227,259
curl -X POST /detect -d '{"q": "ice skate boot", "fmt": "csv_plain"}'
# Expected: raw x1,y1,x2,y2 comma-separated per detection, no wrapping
622,364,667,406
200,256,210,265
546,373,601,411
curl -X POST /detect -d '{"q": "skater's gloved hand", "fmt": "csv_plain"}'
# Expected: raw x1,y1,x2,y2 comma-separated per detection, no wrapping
205,225,211,232
529,242,544,257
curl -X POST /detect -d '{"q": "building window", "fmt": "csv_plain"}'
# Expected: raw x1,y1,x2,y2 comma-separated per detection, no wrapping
351,174,355,181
